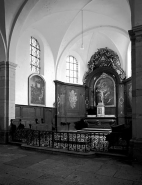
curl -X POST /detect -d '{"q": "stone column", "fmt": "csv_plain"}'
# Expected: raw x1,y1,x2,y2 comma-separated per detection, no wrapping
0,61,17,143
128,0,142,162
129,26,142,162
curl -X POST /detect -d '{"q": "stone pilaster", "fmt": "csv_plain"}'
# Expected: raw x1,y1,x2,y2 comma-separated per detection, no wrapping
129,25,142,162
0,61,17,143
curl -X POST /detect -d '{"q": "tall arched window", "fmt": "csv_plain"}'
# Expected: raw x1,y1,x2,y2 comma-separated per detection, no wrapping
30,36,40,74
127,42,132,78
66,55,78,83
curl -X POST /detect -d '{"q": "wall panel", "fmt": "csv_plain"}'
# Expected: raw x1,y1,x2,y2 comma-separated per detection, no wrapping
15,104,55,131
55,81,86,131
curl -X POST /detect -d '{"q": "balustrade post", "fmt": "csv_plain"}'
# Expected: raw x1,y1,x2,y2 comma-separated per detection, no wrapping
67,132,69,151
52,131,54,148
39,131,40,147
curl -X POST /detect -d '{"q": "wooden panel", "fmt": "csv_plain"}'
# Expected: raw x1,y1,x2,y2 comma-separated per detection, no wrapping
55,81,86,130
124,79,132,116
43,108,54,130
22,107,35,119
36,107,42,118
57,85,66,116
79,87,85,116
15,106,20,118
118,84,124,117
105,107,116,115
66,87,79,112
15,104,55,131
16,105,55,120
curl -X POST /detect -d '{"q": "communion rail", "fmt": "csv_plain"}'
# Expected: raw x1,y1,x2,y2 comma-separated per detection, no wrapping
8,128,129,154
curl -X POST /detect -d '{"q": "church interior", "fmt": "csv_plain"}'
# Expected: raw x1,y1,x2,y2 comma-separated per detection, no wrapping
0,0,142,162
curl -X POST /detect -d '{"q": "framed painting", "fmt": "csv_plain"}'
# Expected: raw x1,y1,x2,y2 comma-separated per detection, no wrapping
28,74,46,106
94,73,116,107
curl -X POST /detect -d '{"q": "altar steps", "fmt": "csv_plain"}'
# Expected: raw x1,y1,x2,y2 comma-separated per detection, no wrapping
82,127,112,133
82,122,112,133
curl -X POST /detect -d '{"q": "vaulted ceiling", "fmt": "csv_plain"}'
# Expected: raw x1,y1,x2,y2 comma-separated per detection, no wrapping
5,0,131,70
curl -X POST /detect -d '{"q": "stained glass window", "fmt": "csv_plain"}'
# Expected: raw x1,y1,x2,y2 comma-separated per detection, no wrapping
30,37,40,73
66,56,78,83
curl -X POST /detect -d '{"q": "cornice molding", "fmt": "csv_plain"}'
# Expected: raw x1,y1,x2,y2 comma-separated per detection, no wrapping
132,25,142,33
0,61,17,68
129,26,142,42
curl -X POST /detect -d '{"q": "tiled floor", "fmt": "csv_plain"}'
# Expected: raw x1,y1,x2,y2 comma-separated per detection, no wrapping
0,145,142,185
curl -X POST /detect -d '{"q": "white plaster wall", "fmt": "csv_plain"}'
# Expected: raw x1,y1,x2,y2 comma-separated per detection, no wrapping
15,29,55,107
57,49,86,85
57,29,129,84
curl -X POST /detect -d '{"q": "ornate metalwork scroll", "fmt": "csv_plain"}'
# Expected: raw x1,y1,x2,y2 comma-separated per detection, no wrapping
83,47,126,84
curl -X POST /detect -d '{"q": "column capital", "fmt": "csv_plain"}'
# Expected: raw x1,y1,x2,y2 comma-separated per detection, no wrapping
129,25,142,43
0,61,17,68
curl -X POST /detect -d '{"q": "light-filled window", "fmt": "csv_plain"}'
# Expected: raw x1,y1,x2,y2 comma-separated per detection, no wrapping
30,37,40,74
127,42,132,78
66,56,78,83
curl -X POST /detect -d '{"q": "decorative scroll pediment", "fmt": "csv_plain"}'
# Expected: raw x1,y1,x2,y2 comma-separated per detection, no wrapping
83,47,126,84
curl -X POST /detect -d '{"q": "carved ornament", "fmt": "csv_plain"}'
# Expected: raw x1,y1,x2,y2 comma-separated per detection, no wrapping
69,90,77,109
83,47,126,84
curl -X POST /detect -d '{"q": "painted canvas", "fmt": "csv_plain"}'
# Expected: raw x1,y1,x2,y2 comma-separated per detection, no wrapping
94,73,116,107
29,74,45,106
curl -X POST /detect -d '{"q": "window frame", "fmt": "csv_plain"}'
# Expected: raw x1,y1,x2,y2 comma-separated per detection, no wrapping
66,55,78,84
30,36,41,74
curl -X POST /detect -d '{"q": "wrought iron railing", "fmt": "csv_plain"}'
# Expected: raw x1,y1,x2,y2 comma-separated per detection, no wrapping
9,129,112,153
9,128,131,154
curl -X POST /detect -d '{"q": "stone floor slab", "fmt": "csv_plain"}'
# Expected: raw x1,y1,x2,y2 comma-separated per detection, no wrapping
0,174,21,185
5,154,49,168
10,178,43,185
7,167,44,180
96,164,120,177
0,145,142,185
114,169,142,182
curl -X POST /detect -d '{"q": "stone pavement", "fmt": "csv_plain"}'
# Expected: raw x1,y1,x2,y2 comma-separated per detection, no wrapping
0,145,142,185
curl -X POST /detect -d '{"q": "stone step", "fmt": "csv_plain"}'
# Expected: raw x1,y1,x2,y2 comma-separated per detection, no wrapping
82,128,112,133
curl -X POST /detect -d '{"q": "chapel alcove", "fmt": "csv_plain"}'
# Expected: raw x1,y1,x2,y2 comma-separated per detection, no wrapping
54,47,131,131
85,68,119,117
84,47,126,126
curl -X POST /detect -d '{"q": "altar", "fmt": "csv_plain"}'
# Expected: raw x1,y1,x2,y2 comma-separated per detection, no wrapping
85,115,116,127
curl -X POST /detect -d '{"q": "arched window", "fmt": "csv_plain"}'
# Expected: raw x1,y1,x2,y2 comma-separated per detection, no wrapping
30,36,40,73
127,42,132,78
66,56,78,83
